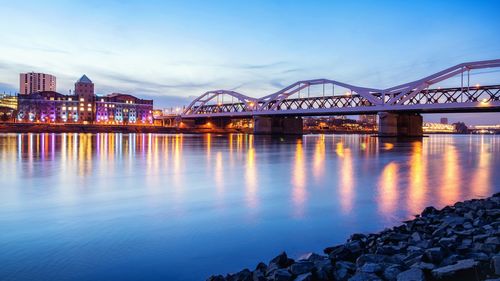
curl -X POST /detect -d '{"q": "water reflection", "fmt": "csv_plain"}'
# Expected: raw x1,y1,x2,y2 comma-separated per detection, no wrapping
245,135,258,212
337,142,354,214
471,135,492,197
0,133,499,281
408,141,428,214
292,139,307,218
378,162,399,216
440,139,461,206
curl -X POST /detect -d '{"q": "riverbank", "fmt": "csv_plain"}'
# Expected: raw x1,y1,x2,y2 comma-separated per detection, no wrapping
0,123,246,134
208,193,500,281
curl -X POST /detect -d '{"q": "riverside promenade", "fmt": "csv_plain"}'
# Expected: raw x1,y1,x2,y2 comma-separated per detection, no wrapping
208,193,500,281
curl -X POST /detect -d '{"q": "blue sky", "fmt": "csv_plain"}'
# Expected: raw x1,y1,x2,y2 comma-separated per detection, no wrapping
0,0,499,124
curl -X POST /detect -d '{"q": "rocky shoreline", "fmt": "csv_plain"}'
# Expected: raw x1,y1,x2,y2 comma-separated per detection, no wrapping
208,193,500,281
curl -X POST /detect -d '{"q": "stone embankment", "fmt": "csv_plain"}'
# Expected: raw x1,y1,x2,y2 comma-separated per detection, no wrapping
208,193,500,281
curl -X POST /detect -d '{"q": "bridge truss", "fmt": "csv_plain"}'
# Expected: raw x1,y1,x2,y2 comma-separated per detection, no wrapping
181,59,500,118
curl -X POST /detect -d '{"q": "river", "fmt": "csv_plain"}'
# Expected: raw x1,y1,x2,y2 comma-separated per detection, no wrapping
0,133,498,280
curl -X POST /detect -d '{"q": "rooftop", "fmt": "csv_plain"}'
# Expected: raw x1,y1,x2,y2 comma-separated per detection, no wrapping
76,74,92,84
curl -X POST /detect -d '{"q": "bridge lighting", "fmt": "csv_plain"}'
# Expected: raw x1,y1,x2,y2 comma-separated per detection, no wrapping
481,98,489,105
476,84,480,88
345,91,351,96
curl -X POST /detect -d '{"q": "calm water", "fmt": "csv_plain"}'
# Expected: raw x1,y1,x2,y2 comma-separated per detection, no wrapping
0,133,499,281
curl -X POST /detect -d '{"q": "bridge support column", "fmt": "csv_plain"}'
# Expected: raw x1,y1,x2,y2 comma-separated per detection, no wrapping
253,116,303,135
378,112,423,137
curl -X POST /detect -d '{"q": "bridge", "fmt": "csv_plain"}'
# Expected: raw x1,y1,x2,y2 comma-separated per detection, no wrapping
165,59,500,136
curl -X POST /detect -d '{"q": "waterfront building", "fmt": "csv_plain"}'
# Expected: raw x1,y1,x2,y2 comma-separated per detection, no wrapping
19,72,56,95
422,122,456,133
95,93,153,124
0,93,18,110
17,75,153,124
359,114,377,124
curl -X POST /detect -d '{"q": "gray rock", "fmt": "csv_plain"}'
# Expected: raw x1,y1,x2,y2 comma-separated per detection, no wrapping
396,268,425,281
289,261,314,275
359,262,383,274
440,254,461,267
492,255,500,275
424,247,443,264
473,234,489,242
294,272,312,281
411,232,422,242
383,265,402,281
422,206,438,216
268,269,292,281
348,272,382,281
255,262,267,272
410,261,436,271
229,269,252,281
252,270,266,281
300,252,327,262
269,252,293,269
431,259,478,280
485,236,499,245
356,254,394,267
334,261,355,281
207,275,225,281
438,237,456,248
314,261,334,281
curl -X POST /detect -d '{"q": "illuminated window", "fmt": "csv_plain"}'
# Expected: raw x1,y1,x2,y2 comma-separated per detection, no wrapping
62,107,66,110
68,98,72,101
80,107,84,111
101,99,104,102
87,108,92,111
87,103,91,107
80,98,84,102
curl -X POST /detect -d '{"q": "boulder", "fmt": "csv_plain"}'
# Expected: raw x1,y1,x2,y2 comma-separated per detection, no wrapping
424,247,443,264
492,255,500,275
268,269,292,281
334,261,355,281
295,273,312,281
396,268,425,281
347,272,382,281
431,259,479,280
269,252,293,269
422,206,438,217
383,264,403,281
289,261,314,275
356,254,395,267
359,262,383,274
207,275,225,281
228,269,252,281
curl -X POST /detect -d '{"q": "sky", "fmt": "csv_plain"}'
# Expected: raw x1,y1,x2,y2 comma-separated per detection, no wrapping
0,0,499,124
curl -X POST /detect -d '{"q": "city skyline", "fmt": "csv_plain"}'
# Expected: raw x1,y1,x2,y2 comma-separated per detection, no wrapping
1,0,499,124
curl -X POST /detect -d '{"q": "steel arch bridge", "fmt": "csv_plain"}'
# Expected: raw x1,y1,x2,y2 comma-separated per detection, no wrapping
181,59,500,118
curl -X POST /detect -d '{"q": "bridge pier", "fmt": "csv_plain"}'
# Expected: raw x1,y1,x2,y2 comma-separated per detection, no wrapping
378,112,423,137
253,116,303,135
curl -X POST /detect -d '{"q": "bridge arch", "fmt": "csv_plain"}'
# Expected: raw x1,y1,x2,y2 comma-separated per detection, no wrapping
384,59,500,105
183,90,258,115
257,79,383,111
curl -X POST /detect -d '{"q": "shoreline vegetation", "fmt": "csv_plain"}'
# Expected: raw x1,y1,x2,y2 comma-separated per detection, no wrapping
208,193,500,281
